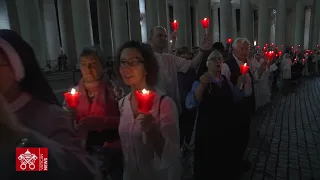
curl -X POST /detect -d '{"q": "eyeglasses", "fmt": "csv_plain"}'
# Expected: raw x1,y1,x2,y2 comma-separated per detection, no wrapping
120,59,144,68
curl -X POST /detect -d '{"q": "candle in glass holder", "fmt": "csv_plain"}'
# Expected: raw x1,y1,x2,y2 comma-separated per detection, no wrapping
240,63,250,75
228,38,232,44
135,89,156,114
171,20,179,31
64,88,81,108
200,17,210,34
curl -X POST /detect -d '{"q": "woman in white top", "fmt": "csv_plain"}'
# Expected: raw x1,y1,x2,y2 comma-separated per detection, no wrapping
115,41,181,180
280,53,293,95
251,53,271,109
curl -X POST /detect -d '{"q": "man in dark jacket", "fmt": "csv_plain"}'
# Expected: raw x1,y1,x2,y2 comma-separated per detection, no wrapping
221,38,255,177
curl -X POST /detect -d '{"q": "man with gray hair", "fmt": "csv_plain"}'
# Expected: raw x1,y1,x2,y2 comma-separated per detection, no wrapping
149,26,212,114
221,37,255,174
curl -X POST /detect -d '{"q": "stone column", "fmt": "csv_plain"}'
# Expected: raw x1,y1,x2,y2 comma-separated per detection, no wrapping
145,0,158,38
232,7,237,40
70,0,94,57
310,0,320,48
5,0,20,34
294,0,305,48
110,0,129,51
192,1,199,46
97,0,113,60
220,0,233,45
240,0,250,38
286,10,295,47
41,0,60,62
212,2,220,42
197,0,211,44
258,0,269,46
15,0,47,68
275,0,287,47
173,0,188,47
57,0,77,69
128,0,142,41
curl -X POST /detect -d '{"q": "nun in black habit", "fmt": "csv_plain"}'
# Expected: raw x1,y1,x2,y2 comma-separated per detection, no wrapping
185,51,246,179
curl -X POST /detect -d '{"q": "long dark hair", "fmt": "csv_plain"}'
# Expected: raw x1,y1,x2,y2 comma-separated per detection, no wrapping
0,30,60,106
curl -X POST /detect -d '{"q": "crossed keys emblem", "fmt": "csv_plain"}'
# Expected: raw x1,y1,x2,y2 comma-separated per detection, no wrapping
17,149,38,170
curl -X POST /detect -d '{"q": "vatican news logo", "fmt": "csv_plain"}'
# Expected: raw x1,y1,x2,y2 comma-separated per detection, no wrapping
15,148,48,171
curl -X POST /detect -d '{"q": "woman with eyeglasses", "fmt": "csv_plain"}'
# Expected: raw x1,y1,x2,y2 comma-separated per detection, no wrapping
186,50,245,179
116,41,181,180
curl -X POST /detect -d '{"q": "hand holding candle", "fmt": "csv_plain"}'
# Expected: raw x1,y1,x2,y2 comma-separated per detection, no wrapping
64,88,81,109
239,63,250,90
200,17,210,34
171,20,179,31
135,89,156,144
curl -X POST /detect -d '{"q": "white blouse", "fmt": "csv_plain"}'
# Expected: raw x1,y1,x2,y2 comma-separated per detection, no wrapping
118,93,181,180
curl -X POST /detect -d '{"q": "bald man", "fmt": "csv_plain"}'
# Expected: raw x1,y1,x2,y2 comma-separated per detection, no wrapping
149,26,212,114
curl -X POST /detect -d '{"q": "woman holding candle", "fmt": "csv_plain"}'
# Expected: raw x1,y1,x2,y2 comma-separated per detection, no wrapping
251,53,271,109
65,47,124,179
185,50,245,179
116,41,180,180
0,29,99,177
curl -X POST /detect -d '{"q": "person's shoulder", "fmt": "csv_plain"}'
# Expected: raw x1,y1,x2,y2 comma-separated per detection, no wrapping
157,95,176,109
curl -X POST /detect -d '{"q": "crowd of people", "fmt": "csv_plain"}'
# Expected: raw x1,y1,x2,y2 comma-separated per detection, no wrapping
0,26,317,180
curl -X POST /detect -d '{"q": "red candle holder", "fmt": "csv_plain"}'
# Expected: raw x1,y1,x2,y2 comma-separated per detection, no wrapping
135,89,156,114
64,88,81,108
240,63,250,75
200,17,209,33
228,38,232,44
171,20,179,31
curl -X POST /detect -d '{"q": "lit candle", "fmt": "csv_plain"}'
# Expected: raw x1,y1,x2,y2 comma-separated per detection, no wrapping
227,38,232,44
240,63,250,75
135,89,156,114
254,40,257,46
64,88,81,108
200,17,210,34
271,43,274,46
257,45,260,49
239,63,250,90
171,20,179,31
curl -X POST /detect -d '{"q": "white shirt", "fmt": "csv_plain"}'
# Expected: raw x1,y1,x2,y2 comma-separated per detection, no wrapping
281,58,292,79
118,93,181,180
221,55,253,96
154,52,191,114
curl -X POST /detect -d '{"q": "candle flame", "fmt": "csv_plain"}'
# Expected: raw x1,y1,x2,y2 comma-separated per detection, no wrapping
71,88,76,95
142,89,149,94
204,18,207,20
174,20,177,23
244,63,247,66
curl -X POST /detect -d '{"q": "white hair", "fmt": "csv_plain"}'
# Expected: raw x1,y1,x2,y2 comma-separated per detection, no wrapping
207,50,222,61
232,38,251,50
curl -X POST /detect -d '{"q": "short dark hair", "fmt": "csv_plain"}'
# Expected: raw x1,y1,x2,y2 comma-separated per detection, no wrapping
115,41,159,88
212,42,225,53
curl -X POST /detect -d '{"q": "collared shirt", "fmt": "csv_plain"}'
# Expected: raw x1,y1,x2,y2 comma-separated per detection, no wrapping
221,54,253,96
154,52,191,114
185,75,245,109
